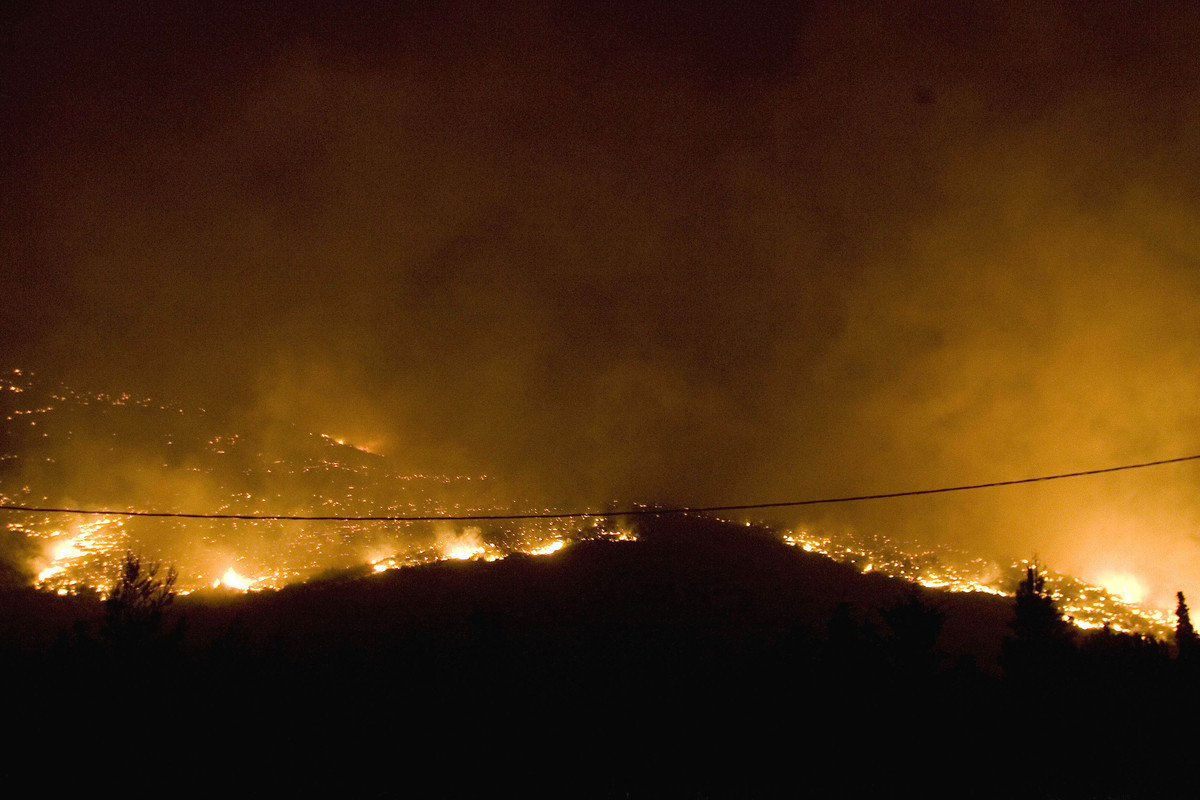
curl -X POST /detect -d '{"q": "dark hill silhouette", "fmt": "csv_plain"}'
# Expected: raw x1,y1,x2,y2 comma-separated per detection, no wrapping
177,515,1013,671
4,516,1191,798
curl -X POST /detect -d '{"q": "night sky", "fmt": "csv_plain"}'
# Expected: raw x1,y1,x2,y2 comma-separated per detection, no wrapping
3,1,1200,606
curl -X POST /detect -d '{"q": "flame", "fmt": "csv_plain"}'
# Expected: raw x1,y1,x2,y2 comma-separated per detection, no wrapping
1094,571,1145,605
436,526,496,561
51,538,84,562
37,536,82,582
215,568,254,591
524,540,566,557
35,518,125,588
443,539,485,560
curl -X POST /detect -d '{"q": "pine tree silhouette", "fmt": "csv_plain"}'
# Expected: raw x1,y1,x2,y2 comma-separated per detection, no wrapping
880,587,945,679
1001,561,1074,685
1176,591,1197,659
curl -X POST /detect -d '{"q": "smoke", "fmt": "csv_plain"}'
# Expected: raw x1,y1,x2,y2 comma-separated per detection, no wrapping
3,1,1200,606
0,528,40,587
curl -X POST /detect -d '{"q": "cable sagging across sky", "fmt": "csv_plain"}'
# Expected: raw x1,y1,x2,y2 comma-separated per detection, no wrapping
2,452,1199,522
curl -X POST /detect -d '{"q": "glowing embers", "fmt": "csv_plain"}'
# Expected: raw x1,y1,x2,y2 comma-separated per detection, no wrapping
34,517,128,591
318,432,380,455
367,532,574,575
780,527,1168,635
783,527,1012,597
781,531,823,553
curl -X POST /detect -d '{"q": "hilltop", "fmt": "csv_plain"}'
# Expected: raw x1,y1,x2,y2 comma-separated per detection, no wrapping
175,514,1014,669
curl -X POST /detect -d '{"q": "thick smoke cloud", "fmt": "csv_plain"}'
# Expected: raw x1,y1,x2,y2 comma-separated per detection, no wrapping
3,1,1200,605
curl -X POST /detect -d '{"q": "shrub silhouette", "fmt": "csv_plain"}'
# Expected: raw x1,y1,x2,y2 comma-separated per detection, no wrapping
101,551,180,656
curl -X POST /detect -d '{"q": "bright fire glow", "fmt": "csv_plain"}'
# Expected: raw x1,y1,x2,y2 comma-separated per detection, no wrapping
4,370,642,597
524,540,565,556
1094,571,1145,605
436,526,502,561
444,540,484,560
780,528,1169,636
34,518,126,589
215,568,254,591
37,537,82,583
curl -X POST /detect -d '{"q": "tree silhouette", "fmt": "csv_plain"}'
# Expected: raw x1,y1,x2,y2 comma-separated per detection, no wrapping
1001,561,1074,685
1012,563,1070,638
1176,591,1198,660
822,601,875,690
879,587,945,679
101,551,180,656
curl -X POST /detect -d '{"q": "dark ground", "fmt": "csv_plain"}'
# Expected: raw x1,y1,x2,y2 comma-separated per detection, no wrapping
3,517,1194,798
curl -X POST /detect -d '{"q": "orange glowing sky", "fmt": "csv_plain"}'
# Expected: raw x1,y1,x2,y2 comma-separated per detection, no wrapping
2,1,1200,607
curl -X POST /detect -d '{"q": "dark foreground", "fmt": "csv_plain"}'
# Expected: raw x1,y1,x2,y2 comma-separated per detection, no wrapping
4,517,1196,798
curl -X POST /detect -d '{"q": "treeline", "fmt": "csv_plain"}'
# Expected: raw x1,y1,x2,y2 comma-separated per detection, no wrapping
6,517,1198,798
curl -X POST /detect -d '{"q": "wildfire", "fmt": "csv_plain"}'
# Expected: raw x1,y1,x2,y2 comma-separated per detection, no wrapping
436,526,502,561
523,540,566,557
33,518,127,590
5,369,638,596
1093,571,1145,604
214,568,255,591
781,527,1170,636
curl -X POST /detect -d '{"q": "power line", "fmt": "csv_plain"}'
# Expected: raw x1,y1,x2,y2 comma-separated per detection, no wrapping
2,452,1199,522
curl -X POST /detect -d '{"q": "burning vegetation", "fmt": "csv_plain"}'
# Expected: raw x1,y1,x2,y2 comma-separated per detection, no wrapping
0,369,1177,640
